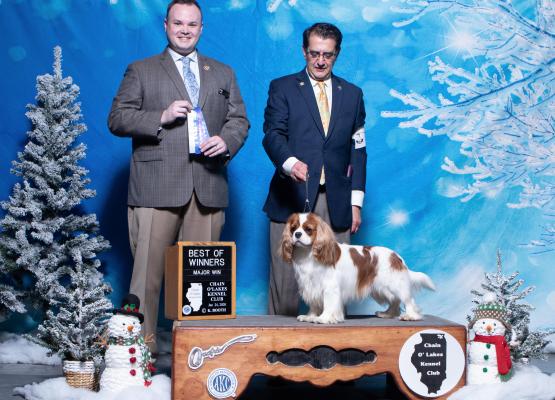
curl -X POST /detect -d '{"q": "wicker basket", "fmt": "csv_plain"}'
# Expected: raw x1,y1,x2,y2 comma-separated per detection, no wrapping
62,360,99,391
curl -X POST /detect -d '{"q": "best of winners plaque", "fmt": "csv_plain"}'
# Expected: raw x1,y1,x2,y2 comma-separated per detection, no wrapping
165,241,236,320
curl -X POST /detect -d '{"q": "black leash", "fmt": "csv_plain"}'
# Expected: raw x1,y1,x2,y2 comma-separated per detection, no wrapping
303,173,311,213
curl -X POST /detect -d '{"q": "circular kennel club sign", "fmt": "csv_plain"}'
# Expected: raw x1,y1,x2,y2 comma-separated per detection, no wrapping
207,368,238,399
399,329,465,397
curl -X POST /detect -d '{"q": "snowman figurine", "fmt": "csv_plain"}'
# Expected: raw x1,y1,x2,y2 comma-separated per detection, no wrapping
467,292,513,384
99,294,155,391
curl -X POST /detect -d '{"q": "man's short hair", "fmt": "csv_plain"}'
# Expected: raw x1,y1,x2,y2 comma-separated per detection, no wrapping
302,23,342,53
166,0,202,20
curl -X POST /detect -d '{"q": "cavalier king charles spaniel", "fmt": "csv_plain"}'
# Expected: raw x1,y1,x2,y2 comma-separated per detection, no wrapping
280,212,435,324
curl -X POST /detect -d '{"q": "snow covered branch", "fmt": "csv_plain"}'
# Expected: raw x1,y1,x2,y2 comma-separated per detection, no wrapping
383,0,555,250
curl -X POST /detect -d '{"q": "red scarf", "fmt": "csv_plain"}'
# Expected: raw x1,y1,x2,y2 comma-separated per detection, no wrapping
473,334,512,375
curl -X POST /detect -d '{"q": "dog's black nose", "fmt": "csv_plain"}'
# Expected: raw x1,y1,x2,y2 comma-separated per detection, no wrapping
294,232,302,239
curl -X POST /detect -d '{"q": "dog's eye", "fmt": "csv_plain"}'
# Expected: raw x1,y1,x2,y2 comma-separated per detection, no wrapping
305,228,313,234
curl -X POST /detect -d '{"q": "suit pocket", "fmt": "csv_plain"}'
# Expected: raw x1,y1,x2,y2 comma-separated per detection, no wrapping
207,87,229,113
132,148,164,161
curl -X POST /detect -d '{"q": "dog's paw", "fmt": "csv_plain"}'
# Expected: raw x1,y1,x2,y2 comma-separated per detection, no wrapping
399,312,422,321
297,314,316,323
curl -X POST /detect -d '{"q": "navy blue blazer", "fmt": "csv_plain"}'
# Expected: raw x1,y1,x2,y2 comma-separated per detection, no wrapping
263,70,366,230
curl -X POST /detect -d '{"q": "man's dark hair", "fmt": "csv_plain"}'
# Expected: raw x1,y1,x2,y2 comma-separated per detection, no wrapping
302,23,342,53
166,0,202,20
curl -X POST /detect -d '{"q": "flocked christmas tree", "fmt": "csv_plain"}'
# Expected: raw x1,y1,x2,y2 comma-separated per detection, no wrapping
0,46,112,361
35,267,112,362
468,250,554,363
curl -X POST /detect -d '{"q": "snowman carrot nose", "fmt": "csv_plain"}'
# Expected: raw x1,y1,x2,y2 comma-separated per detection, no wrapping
486,324,493,333
127,325,134,332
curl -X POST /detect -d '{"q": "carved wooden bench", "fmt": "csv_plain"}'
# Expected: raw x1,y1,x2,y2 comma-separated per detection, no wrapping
172,315,466,399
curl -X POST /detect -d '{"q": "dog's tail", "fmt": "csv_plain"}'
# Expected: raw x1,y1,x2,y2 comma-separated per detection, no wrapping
408,270,435,292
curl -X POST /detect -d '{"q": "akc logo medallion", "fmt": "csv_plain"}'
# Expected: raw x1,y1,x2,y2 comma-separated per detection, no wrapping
182,305,192,315
207,368,237,399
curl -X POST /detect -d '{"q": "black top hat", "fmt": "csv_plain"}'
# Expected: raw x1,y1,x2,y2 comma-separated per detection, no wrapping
113,293,144,323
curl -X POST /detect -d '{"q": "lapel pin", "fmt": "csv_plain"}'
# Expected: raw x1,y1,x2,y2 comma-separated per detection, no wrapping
338,85,342,91
203,65,210,71
299,81,305,87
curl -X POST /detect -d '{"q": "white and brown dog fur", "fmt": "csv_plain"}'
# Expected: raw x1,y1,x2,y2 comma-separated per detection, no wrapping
280,212,435,324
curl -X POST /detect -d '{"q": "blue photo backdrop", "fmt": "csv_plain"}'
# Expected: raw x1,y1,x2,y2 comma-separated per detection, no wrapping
1,0,553,331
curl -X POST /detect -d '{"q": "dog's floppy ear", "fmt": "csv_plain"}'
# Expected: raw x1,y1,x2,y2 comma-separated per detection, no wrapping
311,213,338,266
279,213,299,263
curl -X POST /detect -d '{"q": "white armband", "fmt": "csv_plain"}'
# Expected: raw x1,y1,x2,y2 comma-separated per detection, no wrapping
353,127,366,149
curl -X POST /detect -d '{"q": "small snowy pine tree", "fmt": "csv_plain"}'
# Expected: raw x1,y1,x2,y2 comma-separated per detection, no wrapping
0,46,112,359
35,268,112,362
468,250,554,363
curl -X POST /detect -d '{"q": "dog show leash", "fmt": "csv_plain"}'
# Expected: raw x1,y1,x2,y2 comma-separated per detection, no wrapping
303,173,311,213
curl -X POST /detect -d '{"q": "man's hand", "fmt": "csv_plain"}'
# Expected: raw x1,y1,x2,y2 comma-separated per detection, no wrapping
200,136,228,157
160,100,193,125
351,205,361,234
291,161,308,182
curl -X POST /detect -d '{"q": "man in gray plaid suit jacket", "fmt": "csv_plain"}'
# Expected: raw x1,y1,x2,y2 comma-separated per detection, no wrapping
108,0,249,352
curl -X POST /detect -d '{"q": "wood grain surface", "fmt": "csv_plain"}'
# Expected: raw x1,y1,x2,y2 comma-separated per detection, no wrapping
172,316,466,400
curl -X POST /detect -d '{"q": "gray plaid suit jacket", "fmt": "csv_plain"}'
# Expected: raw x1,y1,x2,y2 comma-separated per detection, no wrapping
108,48,249,209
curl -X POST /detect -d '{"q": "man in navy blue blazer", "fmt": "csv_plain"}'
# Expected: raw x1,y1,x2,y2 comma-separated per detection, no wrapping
263,22,367,315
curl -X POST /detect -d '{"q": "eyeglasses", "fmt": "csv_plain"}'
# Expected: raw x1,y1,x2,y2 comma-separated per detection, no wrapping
306,50,336,60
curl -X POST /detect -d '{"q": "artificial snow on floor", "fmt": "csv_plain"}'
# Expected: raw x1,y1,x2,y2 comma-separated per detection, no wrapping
10,365,555,400
0,333,60,365
448,364,555,400
13,374,171,400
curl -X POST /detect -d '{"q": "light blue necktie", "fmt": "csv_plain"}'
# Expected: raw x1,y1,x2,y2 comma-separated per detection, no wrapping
182,56,199,107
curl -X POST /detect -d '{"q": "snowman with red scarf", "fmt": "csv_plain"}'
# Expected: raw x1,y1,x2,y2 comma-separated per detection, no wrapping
467,292,514,384
99,294,156,392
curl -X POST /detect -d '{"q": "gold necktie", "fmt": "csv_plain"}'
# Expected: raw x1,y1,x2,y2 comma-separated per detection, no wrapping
316,81,330,135
316,82,329,185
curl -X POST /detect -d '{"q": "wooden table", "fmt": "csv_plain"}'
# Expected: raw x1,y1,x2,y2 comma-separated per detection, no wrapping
172,315,466,399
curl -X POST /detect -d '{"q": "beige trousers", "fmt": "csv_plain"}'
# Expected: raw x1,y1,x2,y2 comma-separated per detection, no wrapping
268,190,350,316
127,193,224,352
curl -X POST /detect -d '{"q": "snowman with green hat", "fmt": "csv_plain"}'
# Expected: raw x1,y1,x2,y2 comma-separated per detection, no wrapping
467,292,515,384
